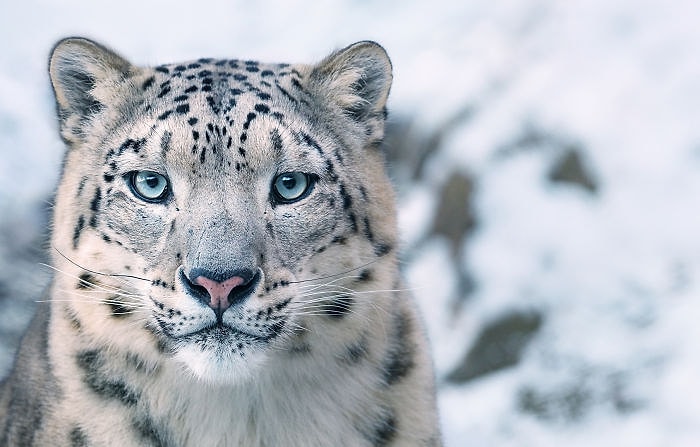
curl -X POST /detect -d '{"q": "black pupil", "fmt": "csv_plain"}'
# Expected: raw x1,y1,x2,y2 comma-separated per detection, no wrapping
281,175,296,190
145,174,160,189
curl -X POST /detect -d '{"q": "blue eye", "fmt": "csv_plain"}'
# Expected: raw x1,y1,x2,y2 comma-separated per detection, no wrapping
129,170,170,202
272,172,314,203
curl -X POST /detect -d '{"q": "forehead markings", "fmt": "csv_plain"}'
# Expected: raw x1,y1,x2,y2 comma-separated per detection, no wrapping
138,59,313,181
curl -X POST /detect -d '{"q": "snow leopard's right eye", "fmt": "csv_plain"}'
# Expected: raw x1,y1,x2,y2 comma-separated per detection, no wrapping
128,170,170,203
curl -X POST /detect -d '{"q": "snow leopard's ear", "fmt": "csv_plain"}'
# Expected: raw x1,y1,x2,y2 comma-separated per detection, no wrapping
309,41,392,143
49,37,134,141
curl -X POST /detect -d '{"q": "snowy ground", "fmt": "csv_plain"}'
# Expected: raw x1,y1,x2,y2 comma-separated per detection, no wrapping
2,1,700,445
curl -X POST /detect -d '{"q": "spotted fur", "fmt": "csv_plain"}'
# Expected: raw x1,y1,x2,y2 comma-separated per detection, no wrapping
0,37,440,446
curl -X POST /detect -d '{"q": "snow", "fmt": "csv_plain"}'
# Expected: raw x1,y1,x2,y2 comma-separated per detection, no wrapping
2,0,700,445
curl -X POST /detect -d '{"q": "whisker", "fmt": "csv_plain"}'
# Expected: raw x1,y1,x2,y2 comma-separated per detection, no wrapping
51,246,152,282
41,263,140,296
288,259,379,285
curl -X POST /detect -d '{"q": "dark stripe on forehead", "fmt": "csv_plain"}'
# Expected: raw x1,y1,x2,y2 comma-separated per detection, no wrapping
270,129,283,154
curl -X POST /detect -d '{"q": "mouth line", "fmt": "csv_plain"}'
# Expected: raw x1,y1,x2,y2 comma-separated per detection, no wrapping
176,320,285,344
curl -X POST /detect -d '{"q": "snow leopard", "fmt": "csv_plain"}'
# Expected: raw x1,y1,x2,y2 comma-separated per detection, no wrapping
0,37,441,446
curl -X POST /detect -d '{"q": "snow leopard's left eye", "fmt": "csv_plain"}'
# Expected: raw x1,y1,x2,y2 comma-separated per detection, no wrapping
128,170,170,203
271,172,315,204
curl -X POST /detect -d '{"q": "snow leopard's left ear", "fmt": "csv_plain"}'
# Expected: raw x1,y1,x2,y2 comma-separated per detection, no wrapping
49,37,134,142
308,41,392,145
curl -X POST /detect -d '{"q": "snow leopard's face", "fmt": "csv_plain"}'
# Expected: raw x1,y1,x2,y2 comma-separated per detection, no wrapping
49,38,396,383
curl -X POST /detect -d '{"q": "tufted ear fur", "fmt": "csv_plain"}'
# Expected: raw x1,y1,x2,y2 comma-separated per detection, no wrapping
309,41,392,133
49,37,133,142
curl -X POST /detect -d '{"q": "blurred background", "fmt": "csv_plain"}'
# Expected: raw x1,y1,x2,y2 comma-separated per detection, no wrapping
2,0,700,445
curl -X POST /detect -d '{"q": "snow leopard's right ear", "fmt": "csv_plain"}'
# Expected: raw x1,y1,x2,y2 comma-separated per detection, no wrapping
49,37,134,141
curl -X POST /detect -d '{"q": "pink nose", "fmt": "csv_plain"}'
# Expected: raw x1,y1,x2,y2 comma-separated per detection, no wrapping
192,275,245,311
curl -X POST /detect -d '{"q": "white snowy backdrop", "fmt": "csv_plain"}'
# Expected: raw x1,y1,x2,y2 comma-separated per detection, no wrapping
1,1,700,445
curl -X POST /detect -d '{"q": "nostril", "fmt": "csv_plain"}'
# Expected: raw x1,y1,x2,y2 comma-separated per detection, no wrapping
228,271,260,303
180,268,259,313
180,270,210,302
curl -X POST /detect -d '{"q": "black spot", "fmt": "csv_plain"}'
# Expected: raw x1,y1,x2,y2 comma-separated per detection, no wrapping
106,298,132,318
188,63,201,69
254,103,270,114
89,187,101,228
198,69,213,78
324,295,354,319
76,350,139,406
174,65,187,72
367,410,397,447
205,94,217,110
374,243,393,257
246,65,259,72
77,176,88,195
363,217,375,241
240,133,247,143
275,82,297,103
76,273,94,290
260,70,274,77
358,269,373,282
342,336,369,364
300,132,323,154
133,414,170,447
176,104,190,114
63,303,83,332
382,309,415,386
73,215,85,249
69,426,89,447
157,86,171,98
257,92,272,100
173,95,188,102
160,130,172,153
243,112,257,130
158,110,173,120
339,183,353,210
142,76,155,90
103,173,114,183
192,130,200,141
184,86,198,94
325,159,339,182
188,117,198,126
291,77,305,92
202,77,213,85
90,187,101,213
270,129,283,153
155,66,169,74
200,147,206,164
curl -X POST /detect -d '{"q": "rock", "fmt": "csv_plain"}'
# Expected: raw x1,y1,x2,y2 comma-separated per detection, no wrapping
446,310,543,383
517,369,645,423
548,147,598,193
431,171,476,256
